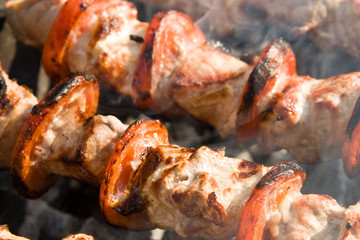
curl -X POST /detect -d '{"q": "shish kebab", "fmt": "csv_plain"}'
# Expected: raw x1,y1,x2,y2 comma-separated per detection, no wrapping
7,0,360,59
1,68,360,239
5,0,360,175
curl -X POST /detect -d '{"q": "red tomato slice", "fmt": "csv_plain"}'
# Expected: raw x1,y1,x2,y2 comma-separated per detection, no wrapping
236,161,305,240
100,119,169,229
10,73,99,198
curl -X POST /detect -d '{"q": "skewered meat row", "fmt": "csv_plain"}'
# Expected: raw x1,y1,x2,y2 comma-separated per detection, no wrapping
101,120,360,239
4,0,253,136
1,67,259,238
10,0,360,59
1,68,360,239
5,0,360,173
40,0,253,137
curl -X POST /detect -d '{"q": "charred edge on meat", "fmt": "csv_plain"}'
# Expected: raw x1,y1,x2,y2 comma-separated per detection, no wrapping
232,161,262,180
132,25,157,101
32,72,96,114
10,170,35,198
115,147,162,216
112,120,166,215
69,116,95,166
347,222,352,229
346,97,360,140
256,161,304,190
114,187,144,216
0,71,10,109
133,13,165,102
97,18,120,40
10,165,58,199
130,35,144,43
237,39,289,116
61,154,82,166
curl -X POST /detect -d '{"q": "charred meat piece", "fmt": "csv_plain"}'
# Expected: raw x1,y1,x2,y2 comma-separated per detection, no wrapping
132,10,206,116
100,119,170,230
237,38,360,164
137,145,267,239
10,72,127,198
101,119,269,239
237,162,360,240
0,65,37,168
171,43,252,136
42,0,148,96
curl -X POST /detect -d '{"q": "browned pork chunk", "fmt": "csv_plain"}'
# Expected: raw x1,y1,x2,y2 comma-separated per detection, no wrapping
4,0,66,49
237,39,360,164
10,73,127,198
170,43,252,136
42,0,148,96
0,65,37,168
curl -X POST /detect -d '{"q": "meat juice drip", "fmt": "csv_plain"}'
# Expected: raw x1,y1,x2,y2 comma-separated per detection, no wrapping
1,1,360,240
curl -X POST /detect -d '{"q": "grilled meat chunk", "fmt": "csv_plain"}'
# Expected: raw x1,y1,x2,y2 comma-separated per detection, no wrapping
141,145,268,239
5,0,66,49
0,65,37,168
42,0,148,96
10,73,127,198
237,39,360,164
105,140,268,239
132,10,206,116
171,43,252,136
237,161,360,240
